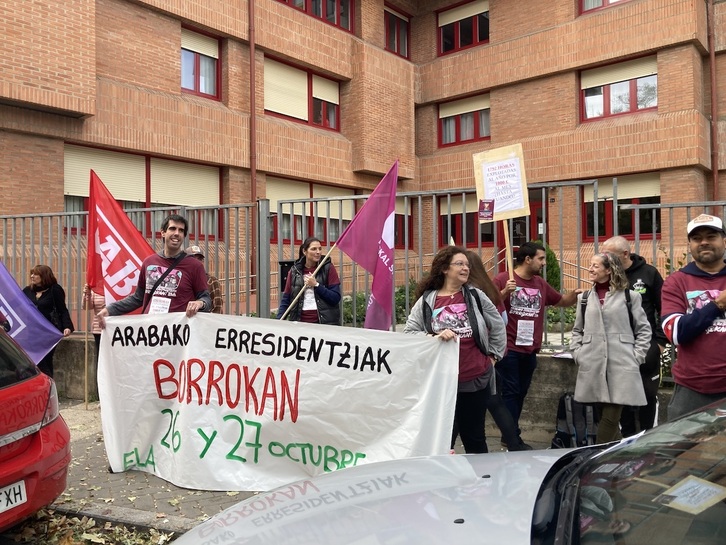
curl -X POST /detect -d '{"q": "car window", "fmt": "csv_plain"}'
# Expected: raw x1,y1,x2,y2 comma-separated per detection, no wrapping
574,406,726,544
0,332,39,388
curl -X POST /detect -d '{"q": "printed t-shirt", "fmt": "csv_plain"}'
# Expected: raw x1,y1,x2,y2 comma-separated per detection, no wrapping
142,254,208,313
431,291,490,382
494,271,562,353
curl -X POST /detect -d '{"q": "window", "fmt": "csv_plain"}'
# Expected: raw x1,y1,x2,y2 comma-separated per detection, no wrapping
438,0,489,56
581,0,628,13
582,175,661,240
581,57,657,120
264,58,340,131
385,6,409,59
393,214,412,249
439,94,490,147
181,29,220,99
275,0,353,32
63,145,221,238
438,195,495,247
267,178,354,244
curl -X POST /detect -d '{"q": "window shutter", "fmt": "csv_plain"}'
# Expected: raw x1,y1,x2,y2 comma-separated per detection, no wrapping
264,58,309,121
181,29,219,59
385,6,409,22
583,173,661,202
267,177,312,212
439,0,489,26
581,56,657,89
312,75,339,105
312,184,354,220
439,94,490,118
150,158,219,206
64,144,146,201
439,194,479,215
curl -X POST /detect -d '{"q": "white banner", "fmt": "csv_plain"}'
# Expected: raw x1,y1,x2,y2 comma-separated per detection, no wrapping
98,313,459,491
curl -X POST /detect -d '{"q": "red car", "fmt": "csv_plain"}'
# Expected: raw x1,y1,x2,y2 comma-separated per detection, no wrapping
0,330,71,533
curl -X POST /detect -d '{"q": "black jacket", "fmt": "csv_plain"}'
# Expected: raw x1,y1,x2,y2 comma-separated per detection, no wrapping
625,253,667,346
278,258,341,325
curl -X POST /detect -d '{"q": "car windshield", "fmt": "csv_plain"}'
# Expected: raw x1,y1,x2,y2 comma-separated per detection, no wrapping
569,403,726,544
0,332,39,388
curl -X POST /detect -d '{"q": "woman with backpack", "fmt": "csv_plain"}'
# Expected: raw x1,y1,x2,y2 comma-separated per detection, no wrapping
571,252,651,444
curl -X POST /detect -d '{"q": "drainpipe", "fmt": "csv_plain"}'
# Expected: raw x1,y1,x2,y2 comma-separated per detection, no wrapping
249,0,258,287
708,0,719,203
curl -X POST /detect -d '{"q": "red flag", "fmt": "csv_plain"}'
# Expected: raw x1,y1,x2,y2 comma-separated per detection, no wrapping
86,170,154,303
336,161,398,330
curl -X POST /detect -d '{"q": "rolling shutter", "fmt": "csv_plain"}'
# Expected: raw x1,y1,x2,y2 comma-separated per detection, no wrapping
150,158,219,206
181,29,219,59
581,56,657,89
439,0,488,26
264,58,309,121
584,173,661,202
64,144,145,201
312,75,339,105
312,184,354,220
439,94,490,118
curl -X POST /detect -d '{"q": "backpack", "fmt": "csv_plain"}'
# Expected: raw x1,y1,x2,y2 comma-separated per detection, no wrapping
550,392,599,448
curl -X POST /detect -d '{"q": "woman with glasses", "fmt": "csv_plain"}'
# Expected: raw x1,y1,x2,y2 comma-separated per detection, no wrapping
278,236,341,325
23,264,74,377
571,252,651,444
404,246,506,453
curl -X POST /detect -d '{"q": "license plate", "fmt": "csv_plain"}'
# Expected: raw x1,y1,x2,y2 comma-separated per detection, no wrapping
0,480,27,514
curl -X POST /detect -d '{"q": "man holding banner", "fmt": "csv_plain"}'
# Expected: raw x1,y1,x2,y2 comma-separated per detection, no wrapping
97,214,211,327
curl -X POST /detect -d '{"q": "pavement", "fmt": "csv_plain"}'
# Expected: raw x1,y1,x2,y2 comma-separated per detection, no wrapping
51,399,552,539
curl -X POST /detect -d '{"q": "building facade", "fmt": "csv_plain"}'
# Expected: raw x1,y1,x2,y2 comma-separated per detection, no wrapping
1,0,725,302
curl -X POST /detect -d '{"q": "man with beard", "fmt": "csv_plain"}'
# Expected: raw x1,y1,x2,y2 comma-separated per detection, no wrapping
602,236,667,435
662,214,726,420
97,214,211,327
494,241,580,448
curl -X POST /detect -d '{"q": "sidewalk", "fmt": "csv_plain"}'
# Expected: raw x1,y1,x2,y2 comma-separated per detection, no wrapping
53,399,552,537
52,400,250,536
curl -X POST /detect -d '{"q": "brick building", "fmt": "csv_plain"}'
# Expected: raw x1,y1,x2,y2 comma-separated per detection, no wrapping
1,0,724,285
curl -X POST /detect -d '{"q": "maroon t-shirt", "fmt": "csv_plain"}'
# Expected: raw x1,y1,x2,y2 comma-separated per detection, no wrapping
431,291,491,382
494,271,563,353
141,253,209,313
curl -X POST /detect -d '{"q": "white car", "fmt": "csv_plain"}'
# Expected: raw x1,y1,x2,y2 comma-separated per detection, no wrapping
175,400,726,544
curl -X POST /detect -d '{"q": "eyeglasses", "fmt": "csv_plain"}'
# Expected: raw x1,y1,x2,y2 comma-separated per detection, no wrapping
450,261,470,269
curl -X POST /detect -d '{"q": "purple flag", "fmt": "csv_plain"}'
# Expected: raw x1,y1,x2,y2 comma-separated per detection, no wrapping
0,260,63,364
336,161,398,330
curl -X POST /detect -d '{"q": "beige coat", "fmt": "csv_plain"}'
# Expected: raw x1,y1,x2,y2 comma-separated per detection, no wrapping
570,288,651,406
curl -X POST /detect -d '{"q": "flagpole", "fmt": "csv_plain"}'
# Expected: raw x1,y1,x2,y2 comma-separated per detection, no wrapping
84,298,90,410
279,245,337,321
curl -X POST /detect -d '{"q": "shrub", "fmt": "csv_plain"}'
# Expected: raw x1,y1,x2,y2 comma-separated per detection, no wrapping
533,239,561,292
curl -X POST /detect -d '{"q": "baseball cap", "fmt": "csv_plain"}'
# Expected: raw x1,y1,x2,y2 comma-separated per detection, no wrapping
185,245,204,258
687,214,726,238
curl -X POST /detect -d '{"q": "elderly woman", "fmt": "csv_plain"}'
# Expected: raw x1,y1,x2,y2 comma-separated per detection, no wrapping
571,252,651,444
404,246,506,453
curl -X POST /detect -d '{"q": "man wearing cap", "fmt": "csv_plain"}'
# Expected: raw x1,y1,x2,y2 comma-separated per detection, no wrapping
185,245,224,314
662,213,726,420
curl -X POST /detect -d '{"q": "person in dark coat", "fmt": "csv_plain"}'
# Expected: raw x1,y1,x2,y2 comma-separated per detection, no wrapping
571,252,651,444
23,264,74,377
278,237,342,325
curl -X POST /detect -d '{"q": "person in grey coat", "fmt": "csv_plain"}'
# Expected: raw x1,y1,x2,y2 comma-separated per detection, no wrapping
570,252,651,444
404,246,506,453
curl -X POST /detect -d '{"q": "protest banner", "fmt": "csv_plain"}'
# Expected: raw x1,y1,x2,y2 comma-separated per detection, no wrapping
99,312,459,491
472,144,530,277
0,260,62,364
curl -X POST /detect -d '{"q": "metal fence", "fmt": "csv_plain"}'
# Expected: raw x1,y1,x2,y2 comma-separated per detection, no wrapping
2,184,724,352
